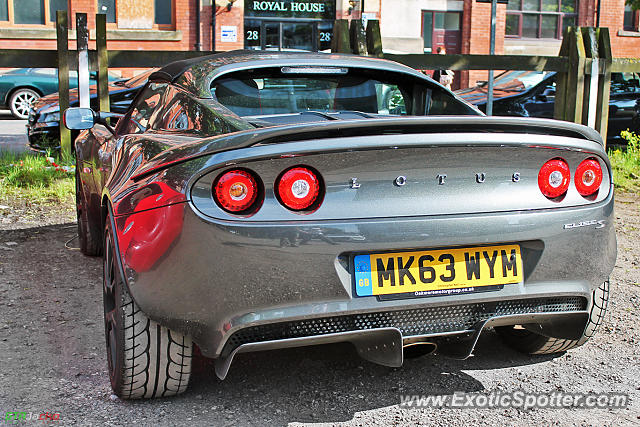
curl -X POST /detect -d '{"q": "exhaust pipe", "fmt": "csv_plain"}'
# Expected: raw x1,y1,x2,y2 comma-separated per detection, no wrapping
402,340,437,358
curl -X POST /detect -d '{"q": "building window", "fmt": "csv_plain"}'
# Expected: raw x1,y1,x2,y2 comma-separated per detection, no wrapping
97,0,116,23
0,0,8,21
13,0,44,24
505,0,576,39
154,0,172,25
624,5,638,31
0,0,67,25
422,10,462,54
48,0,67,22
96,0,173,26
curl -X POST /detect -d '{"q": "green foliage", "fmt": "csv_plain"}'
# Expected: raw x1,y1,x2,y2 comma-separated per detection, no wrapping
608,130,640,192
0,151,75,205
626,0,640,11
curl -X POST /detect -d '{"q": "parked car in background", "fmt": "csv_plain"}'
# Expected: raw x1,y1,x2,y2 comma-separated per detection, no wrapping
456,70,640,144
0,68,119,119
66,51,615,400
26,69,155,152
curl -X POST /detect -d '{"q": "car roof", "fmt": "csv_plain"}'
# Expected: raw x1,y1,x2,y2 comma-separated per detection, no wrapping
149,50,439,98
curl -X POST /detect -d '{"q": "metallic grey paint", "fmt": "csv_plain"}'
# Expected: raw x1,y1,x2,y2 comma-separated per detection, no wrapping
122,182,615,358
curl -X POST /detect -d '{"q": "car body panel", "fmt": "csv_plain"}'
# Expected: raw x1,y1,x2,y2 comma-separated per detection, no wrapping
104,126,615,358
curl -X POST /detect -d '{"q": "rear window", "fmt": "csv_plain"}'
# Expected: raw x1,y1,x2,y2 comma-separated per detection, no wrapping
211,68,477,118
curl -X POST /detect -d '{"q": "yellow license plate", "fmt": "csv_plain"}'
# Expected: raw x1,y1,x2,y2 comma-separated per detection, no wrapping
354,244,523,298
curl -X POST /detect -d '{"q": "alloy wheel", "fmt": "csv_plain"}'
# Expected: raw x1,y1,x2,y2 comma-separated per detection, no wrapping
10,89,39,119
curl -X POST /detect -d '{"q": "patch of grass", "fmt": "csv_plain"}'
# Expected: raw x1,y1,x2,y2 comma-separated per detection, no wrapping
608,131,640,192
0,151,75,207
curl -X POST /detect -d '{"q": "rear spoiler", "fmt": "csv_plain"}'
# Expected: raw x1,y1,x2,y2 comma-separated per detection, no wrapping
132,116,603,181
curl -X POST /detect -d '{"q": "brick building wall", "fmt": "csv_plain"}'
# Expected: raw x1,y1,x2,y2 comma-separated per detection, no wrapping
0,0,638,81
0,0,198,53
210,2,244,52
598,0,640,57
461,0,505,88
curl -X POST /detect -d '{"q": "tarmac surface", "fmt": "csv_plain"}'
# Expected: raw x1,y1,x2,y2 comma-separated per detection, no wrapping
0,110,28,153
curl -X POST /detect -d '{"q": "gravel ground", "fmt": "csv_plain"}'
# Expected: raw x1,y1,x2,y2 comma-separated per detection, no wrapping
0,193,638,426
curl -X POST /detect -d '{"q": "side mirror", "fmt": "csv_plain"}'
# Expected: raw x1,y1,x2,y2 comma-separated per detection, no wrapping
63,107,125,134
63,107,95,130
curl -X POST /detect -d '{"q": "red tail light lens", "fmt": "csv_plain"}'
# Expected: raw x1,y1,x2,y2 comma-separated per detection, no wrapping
538,158,570,199
575,158,603,197
276,166,322,211
213,169,259,213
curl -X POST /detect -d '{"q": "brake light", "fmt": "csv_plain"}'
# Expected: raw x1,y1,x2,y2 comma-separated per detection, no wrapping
538,158,570,199
575,158,603,197
276,166,322,211
213,169,260,213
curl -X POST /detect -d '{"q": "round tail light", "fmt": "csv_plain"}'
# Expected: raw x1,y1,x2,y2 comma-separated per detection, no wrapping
538,158,570,199
276,166,322,211
575,158,603,197
213,169,259,213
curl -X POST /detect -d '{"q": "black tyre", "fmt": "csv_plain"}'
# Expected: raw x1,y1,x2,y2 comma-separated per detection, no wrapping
496,280,609,354
75,169,101,256
103,220,192,399
9,88,40,119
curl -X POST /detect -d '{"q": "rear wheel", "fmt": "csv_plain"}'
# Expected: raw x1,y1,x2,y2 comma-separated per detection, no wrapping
9,88,40,119
496,280,609,354
103,220,192,399
75,169,101,256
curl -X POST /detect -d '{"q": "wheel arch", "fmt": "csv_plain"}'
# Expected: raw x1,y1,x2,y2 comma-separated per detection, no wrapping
102,195,135,301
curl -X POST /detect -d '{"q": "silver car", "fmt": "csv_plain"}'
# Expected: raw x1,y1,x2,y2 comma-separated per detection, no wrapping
66,51,616,399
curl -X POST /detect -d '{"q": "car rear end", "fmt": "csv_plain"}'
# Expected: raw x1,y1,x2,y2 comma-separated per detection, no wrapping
108,117,616,377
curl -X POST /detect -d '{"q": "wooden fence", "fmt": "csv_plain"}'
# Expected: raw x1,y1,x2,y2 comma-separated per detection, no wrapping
1,12,640,155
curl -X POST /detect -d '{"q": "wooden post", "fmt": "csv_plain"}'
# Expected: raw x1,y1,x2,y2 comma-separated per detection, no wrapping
555,27,586,124
76,13,90,109
96,14,110,117
349,19,367,55
553,27,570,121
581,27,599,128
595,28,612,144
331,19,351,53
366,19,382,58
56,10,70,157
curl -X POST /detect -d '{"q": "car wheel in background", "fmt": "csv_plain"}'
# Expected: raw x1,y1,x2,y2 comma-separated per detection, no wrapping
103,219,193,399
495,280,609,354
9,88,40,119
75,169,102,256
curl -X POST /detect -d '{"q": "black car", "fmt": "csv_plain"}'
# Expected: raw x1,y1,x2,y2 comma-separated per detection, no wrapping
26,69,155,152
456,70,640,143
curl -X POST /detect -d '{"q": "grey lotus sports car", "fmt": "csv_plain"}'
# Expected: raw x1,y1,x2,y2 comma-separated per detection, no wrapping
65,51,617,399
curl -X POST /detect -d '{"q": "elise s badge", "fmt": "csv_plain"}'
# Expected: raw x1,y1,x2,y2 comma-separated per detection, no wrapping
563,220,606,230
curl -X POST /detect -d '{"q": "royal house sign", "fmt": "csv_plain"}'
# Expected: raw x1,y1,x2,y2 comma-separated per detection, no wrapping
245,0,336,20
